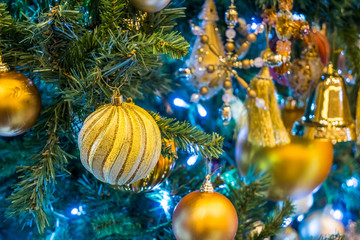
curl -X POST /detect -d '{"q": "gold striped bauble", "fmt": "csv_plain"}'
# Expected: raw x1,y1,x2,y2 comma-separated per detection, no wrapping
78,95,162,186
118,139,176,192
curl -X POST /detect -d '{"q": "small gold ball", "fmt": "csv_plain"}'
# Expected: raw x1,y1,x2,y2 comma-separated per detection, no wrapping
242,59,251,69
200,35,209,44
207,65,215,73
199,86,209,96
225,42,235,52
223,80,233,89
247,33,257,43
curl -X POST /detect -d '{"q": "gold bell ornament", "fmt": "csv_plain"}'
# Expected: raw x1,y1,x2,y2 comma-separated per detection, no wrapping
129,0,170,13
247,62,290,147
118,139,176,192
172,175,238,240
0,56,41,137
293,62,356,143
185,0,225,100
78,93,162,185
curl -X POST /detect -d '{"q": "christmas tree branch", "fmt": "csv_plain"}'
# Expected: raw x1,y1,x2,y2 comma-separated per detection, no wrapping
151,113,224,159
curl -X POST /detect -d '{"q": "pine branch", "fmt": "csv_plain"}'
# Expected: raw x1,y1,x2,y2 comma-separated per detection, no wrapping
151,113,224,159
7,134,70,233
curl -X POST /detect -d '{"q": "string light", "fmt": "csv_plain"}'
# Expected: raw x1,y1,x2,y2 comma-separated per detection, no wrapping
187,155,198,166
346,177,358,187
331,209,344,220
282,217,293,227
71,205,85,216
173,98,190,108
197,104,207,117
297,214,304,222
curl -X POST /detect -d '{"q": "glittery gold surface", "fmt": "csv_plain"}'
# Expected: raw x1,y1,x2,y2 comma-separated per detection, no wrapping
247,66,290,147
118,139,176,192
172,191,238,240
0,71,41,137
78,100,162,185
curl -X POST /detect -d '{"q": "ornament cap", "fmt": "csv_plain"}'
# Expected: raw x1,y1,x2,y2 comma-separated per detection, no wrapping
200,175,214,193
326,62,334,75
111,94,124,106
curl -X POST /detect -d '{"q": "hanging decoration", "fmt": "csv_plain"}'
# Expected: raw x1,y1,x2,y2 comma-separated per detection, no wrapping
172,175,238,240
299,211,345,239
179,0,293,125
274,227,300,240
263,0,310,76
118,139,176,192
78,93,162,186
129,0,171,13
293,62,356,143
236,126,333,201
287,46,324,100
0,56,41,137
247,63,290,147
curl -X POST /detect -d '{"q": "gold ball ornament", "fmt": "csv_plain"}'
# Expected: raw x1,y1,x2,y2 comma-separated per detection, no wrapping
78,95,162,185
236,126,333,201
129,0,171,13
172,179,238,240
118,139,176,192
0,70,41,137
199,86,209,96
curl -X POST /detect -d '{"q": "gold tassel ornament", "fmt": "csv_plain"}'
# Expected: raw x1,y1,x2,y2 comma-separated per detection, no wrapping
247,65,290,147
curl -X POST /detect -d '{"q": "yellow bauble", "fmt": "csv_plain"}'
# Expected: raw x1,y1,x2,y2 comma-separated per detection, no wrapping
172,190,238,240
236,126,333,200
78,95,162,185
129,0,171,13
0,71,41,137
118,139,176,192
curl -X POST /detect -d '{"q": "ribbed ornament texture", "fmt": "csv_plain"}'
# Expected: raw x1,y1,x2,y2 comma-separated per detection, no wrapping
78,101,162,185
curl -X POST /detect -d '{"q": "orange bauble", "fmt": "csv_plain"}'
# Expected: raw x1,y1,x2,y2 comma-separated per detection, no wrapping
172,190,238,240
236,127,333,201
0,71,41,137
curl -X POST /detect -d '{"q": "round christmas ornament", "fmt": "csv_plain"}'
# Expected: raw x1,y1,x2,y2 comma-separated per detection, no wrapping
274,227,300,240
0,61,41,137
287,47,324,99
118,139,176,192
236,126,333,201
172,176,238,240
129,0,170,13
291,194,314,216
78,94,162,186
299,211,345,239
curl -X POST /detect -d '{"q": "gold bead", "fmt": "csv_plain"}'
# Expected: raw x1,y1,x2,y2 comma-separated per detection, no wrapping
247,33,257,43
200,35,209,44
223,80,233,89
225,42,235,52
242,59,251,69
200,86,209,96
207,65,215,73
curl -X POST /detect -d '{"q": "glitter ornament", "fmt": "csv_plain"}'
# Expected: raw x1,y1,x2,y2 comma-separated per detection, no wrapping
78,94,162,185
